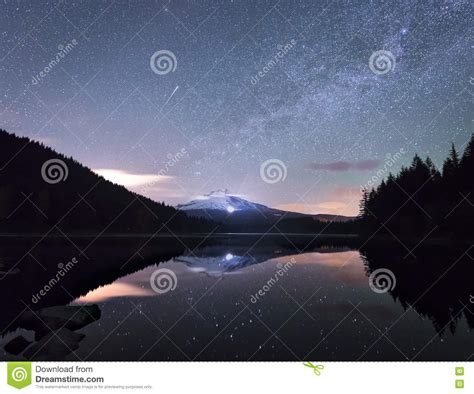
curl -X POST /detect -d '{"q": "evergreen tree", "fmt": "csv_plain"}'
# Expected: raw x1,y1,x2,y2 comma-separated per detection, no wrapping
425,157,440,180
460,134,474,191
361,139,473,240
359,188,369,219
461,134,474,167
443,143,460,180
450,143,460,168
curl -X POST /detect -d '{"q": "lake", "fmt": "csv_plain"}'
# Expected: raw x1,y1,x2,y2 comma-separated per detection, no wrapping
0,235,472,361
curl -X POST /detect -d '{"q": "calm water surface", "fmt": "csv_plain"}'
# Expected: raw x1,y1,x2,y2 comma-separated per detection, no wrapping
1,237,472,361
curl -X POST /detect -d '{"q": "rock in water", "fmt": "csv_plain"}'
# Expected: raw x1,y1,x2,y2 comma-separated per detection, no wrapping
24,328,85,360
4,335,31,355
39,304,101,330
18,304,101,339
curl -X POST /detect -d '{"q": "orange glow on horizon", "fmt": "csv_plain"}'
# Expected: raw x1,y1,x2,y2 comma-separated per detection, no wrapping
276,200,359,216
75,282,155,303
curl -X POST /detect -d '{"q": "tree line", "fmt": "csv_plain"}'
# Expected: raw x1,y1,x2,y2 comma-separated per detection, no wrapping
0,129,212,235
1,128,471,239
359,135,474,239
0,129,359,236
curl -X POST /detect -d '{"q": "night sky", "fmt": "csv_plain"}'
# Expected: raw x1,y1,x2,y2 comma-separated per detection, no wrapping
1,0,472,215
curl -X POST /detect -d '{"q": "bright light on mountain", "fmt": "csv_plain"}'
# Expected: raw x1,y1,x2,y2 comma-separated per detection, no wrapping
226,206,235,213
225,253,234,261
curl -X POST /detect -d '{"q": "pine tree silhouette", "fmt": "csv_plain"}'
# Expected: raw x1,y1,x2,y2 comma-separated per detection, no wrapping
360,138,473,240
0,129,212,235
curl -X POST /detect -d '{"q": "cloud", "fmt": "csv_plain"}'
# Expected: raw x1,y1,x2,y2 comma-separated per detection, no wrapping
306,159,381,172
93,168,186,202
93,169,173,187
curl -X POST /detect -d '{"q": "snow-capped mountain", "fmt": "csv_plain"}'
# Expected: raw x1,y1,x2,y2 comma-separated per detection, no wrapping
176,190,274,214
176,190,354,223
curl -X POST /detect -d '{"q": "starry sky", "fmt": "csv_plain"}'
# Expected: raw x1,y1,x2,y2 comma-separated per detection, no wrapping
1,0,472,215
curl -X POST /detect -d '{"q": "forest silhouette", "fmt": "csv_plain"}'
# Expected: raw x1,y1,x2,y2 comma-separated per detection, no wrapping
359,135,474,240
0,129,355,235
0,129,472,239
0,129,211,235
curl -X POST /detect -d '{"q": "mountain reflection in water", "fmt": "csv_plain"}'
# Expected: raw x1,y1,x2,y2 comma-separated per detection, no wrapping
0,236,472,361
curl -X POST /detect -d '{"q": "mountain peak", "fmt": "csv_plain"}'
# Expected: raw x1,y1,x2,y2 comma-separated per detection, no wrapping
176,190,355,224
176,192,263,213
204,189,231,197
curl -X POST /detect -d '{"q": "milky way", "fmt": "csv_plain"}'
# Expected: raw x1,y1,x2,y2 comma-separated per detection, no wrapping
0,0,472,215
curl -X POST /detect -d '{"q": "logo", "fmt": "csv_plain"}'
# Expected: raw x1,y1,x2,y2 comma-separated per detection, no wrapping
41,158,69,184
455,379,464,389
7,362,32,389
368,268,396,294
455,366,464,389
150,268,178,294
150,50,177,75
303,361,324,376
369,50,396,75
259,159,287,184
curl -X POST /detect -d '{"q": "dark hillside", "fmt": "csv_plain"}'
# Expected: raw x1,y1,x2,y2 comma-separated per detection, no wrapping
0,129,211,235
